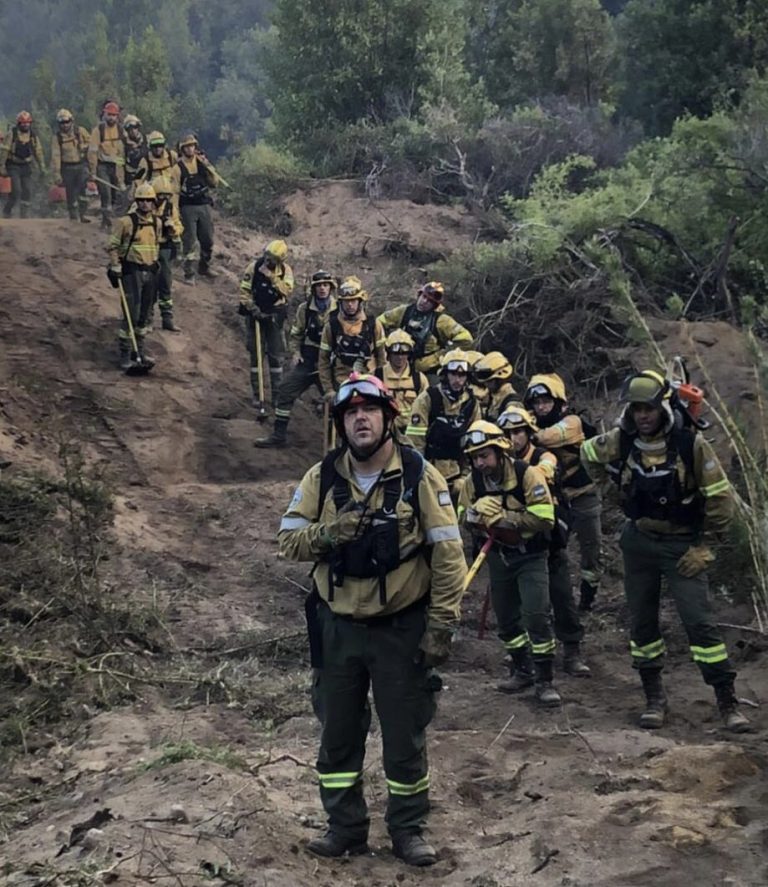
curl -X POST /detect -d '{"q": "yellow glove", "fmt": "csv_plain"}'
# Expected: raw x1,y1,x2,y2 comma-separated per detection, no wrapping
677,544,715,578
473,496,504,527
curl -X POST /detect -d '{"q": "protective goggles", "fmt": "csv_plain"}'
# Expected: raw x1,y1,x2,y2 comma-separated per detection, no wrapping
498,412,527,428
339,284,361,297
444,360,469,373
462,429,505,447
334,378,388,408
57,116,73,124
527,384,551,399
149,140,166,147
387,343,412,353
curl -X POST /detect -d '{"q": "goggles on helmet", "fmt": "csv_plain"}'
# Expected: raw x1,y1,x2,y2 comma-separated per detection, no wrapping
445,360,469,374
387,343,412,354
462,429,505,448
527,384,551,399
334,377,391,410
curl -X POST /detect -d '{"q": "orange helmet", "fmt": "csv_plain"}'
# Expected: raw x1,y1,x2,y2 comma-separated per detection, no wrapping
103,101,120,115
418,281,445,305
16,110,33,125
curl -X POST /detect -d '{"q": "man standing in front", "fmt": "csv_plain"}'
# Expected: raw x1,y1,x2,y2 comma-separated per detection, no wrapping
278,373,466,866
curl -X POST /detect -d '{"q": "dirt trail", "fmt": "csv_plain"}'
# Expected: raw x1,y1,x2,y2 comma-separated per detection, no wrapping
0,193,766,886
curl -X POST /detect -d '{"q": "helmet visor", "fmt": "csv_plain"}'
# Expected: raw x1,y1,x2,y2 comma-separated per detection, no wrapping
445,360,469,374
497,411,527,430
387,343,412,354
334,378,387,409
462,429,503,448
527,384,550,399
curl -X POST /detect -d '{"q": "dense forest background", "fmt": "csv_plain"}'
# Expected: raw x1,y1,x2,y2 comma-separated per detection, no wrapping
3,0,768,334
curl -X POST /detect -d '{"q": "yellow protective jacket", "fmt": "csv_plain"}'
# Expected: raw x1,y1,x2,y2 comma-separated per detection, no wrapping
108,209,161,267
239,259,295,309
378,303,473,374
484,383,524,423
458,454,555,550
88,122,125,182
289,296,337,365
406,386,481,485
278,444,467,626
51,126,89,175
535,414,595,500
317,311,386,393
3,127,44,170
138,148,180,197
375,362,429,433
154,197,183,245
177,155,219,205
581,424,733,538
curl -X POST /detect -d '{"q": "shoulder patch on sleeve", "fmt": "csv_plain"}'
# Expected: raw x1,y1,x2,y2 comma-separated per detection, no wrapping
438,489,452,507
597,435,606,445
704,459,716,471
411,414,421,424
288,487,303,510
532,484,547,499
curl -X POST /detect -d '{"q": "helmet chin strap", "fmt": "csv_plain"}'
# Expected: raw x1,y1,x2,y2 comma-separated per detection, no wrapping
341,418,394,462
536,401,564,428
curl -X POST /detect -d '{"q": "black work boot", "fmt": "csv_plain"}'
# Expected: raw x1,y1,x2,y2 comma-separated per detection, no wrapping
497,648,535,693
100,210,111,231
254,419,288,448
534,659,562,707
68,206,78,221
714,683,751,733
119,341,133,372
639,670,667,729
161,313,180,332
198,262,216,279
392,831,436,867
563,642,591,677
79,202,91,223
307,830,368,858
137,342,156,370
579,579,598,612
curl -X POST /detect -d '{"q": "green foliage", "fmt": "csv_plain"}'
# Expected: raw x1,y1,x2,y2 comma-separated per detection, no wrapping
218,142,306,227
142,740,247,772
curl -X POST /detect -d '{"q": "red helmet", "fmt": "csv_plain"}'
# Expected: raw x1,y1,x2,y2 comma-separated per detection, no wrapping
16,110,32,125
103,101,120,115
418,281,445,305
333,373,399,420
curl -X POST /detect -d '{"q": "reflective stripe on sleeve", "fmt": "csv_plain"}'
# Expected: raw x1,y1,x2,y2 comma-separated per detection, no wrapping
425,525,461,544
527,503,555,521
406,426,427,436
700,479,729,498
279,516,311,531
581,438,598,462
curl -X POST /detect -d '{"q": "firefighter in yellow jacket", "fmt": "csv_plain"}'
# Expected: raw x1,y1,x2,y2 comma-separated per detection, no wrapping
88,101,126,229
525,373,603,612
378,282,473,377
239,239,295,409
406,348,480,496
106,182,161,371
278,373,466,867
138,132,179,201
152,176,184,331
318,276,386,395
374,330,429,434
2,111,44,218
51,109,91,223
177,133,218,281
458,420,561,706
473,352,523,422
581,370,749,733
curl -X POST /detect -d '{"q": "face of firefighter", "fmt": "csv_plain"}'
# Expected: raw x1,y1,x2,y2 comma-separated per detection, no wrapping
151,144,165,156
313,282,332,300
446,368,468,393
59,120,73,132
416,293,436,313
104,113,118,126
508,428,530,456
532,394,555,418
388,350,409,372
631,403,664,436
182,144,197,158
470,446,502,479
340,297,362,317
136,198,155,215
343,402,386,458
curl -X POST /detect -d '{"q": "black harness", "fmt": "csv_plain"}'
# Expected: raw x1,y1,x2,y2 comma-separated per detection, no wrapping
179,159,211,205
250,257,288,314
528,446,571,550
329,311,376,368
425,386,476,462
402,303,438,359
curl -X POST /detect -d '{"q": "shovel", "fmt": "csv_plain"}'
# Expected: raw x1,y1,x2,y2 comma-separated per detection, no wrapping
463,535,494,639
254,317,268,421
118,278,154,375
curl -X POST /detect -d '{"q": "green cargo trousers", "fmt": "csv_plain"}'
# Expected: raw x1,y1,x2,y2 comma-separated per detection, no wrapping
119,263,157,344
180,203,214,275
487,548,555,660
273,360,321,424
569,489,603,586
3,164,33,217
620,522,736,687
157,245,175,316
61,161,89,220
547,546,584,643
311,601,437,841
243,314,285,397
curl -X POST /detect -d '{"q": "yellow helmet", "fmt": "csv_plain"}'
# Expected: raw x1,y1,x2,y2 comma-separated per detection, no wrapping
338,275,368,301
123,114,142,128
619,370,671,406
178,132,198,148
265,239,288,262
439,348,472,374
463,420,511,454
474,351,513,384
56,108,73,123
418,281,445,305
497,407,538,433
151,176,173,195
385,329,415,352
148,130,166,146
463,350,485,368
524,372,567,405
133,182,157,200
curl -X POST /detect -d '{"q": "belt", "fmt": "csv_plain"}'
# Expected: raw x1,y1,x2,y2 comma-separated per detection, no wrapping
322,594,428,626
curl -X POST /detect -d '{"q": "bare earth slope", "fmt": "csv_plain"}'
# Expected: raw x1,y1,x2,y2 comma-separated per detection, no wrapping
0,191,766,886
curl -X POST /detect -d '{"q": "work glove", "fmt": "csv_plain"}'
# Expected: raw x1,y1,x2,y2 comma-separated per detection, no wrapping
321,499,372,548
676,544,715,578
238,301,256,318
418,623,454,668
106,264,122,288
472,496,505,527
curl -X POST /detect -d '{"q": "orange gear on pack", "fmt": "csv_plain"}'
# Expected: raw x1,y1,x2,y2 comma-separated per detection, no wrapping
419,281,445,305
338,275,368,301
385,329,415,353
462,419,511,454
524,372,567,406
497,407,538,433
265,239,288,262
148,131,166,147
474,351,513,384
16,110,33,125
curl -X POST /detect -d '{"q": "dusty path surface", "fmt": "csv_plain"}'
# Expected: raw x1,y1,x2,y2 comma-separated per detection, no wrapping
0,198,766,886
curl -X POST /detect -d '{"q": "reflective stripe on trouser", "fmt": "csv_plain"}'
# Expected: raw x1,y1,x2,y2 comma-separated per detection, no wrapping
312,601,436,839
620,521,736,686
273,361,321,422
4,165,32,216
157,247,174,313
548,546,584,643
180,203,213,269
569,490,603,585
487,549,555,662
243,314,286,396
61,162,89,217
118,266,157,345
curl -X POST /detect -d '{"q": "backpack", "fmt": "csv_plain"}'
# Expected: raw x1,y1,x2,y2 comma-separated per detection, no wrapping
528,446,571,550
402,302,438,359
374,365,424,396
10,126,38,161
329,311,376,368
425,386,476,462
